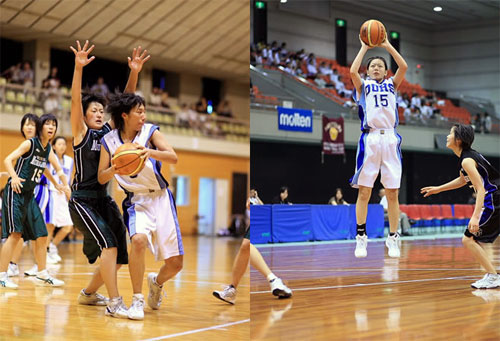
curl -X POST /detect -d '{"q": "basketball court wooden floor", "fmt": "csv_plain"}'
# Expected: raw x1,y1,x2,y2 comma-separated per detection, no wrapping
251,237,500,340
0,236,249,341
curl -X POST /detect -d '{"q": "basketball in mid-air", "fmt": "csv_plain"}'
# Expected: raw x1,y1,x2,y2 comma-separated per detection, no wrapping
112,143,145,176
360,19,386,47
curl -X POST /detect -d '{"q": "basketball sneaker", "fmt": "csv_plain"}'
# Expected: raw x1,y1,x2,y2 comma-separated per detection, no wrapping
471,273,500,289
78,289,109,306
128,293,145,320
35,269,65,286
385,234,401,258
24,264,38,276
49,243,62,262
355,234,368,258
213,285,236,305
270,278,292,298
0,272,18,289
147,273,163,310
105,296,129,319
46,251,59,264
7,263,19,277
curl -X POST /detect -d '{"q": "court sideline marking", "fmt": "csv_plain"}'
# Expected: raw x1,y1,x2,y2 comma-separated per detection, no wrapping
250,275,477,294
139,319,250,340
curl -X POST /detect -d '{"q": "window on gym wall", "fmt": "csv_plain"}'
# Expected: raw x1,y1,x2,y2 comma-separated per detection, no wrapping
172,176,190,206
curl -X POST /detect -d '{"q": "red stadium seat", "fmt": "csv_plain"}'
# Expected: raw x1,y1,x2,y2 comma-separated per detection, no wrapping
419,205,434,219
454,204,467,219
406,205,422,220
430,205,442,219
441,205,453,219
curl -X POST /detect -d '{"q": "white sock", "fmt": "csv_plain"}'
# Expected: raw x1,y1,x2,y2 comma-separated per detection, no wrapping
0,272,7,279
267,273,277,282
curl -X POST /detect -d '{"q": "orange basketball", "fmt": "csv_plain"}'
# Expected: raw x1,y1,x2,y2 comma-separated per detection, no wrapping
360,19,386,47
111,143,145,176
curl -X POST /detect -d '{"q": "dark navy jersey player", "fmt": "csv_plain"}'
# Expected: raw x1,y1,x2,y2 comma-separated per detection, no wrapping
422,124,499,289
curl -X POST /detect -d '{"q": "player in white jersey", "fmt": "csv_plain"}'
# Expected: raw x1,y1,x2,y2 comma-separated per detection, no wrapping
98,93,183,320
349,34,408,259
45,136,74,264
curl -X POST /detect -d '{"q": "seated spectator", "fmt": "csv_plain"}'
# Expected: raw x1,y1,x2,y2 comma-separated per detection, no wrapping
328,188,349,205
45,67,60,89
44,90,60,116
306,59,318,79
421,100,434,119
2,62,22,83
18,61,34,87
483,113,492,134
160,90,170,109
247,188,264,206
319,62,332,76
217,100,233,118
379,189,411,236
149,87,162,106
273,48,281,66
255,50,263,65
283,62,296,75
273,186,291,204
410,92,421,109
91,76,109,97
196,97,208,113
280,42,288,56
473,113,483,133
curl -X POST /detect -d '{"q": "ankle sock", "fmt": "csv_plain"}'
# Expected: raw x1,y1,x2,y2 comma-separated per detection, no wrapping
357,224,366,236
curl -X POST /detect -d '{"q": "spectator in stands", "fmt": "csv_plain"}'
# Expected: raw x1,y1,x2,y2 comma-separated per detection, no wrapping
280,42,288,57
18,61,34,87
307,53,316,66
247,189,264,206
283,62,296,75
273,48,281,66
160,90,170,109
306,59,318,79
379,189,411,236
411,92,421,109
39,79,51,103
421,100,434,119
149,87,162,106
273,186,291,204
319,62,333,76
483,113,492,134
217,100,233,118
473,114,483,133
255,50,263,65
91,76,109,97
45,67,61,89
329,188,349,205
297,49,307,61
43,89,60,116
196,97,208,113
1,62,21,83
403,106,412,123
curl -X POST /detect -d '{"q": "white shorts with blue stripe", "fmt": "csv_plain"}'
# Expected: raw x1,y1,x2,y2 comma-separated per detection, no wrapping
123,188,184,261
350,128,402,189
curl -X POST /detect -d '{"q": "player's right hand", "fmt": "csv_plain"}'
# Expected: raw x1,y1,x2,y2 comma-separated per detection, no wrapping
70,40,95,67
11,176,25,193
420,186,439,197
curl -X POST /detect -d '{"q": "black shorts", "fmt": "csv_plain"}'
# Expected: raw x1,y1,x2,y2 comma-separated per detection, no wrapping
69,191,128,264
464,192,500,243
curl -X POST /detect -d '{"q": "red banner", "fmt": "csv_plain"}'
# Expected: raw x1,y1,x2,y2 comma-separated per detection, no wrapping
322,116,345,155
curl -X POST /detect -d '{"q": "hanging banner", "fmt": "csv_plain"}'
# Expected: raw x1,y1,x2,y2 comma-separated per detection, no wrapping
322,116,345,155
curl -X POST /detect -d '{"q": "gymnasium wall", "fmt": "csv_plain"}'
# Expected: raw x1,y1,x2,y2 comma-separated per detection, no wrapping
0,130,249,236
263,2,500,114
430,22,500,115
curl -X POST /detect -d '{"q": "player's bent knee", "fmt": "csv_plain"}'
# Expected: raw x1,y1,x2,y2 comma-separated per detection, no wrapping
62,225,73,234
131,235,148,250
241,239,251,252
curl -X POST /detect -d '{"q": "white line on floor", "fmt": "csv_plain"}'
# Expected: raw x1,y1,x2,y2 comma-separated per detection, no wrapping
138,319,250,340
250,276,477,294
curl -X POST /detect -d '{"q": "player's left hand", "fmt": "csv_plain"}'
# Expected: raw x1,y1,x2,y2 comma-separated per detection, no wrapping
128,46,151,73
135,144,152,161
468,216,480,234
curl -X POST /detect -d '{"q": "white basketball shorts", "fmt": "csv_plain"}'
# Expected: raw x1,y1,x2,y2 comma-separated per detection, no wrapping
123,188,184,261
350,129,402,189
46,190,73,227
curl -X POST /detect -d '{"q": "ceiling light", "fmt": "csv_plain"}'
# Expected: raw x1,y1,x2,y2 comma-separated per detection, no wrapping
433,6,442,12
281,0,288,3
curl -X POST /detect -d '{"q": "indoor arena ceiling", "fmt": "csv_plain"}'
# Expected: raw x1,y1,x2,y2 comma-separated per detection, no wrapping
0,0,250,83
332,0,499,29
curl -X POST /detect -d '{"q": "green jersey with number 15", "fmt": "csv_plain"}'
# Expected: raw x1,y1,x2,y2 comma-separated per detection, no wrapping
9,137,51,194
